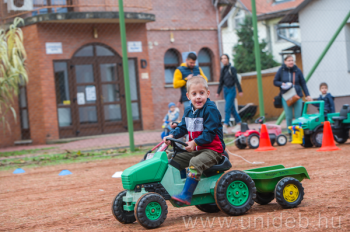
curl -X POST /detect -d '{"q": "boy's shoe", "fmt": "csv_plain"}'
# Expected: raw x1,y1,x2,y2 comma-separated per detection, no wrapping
171,177,199,205
231,124,241,133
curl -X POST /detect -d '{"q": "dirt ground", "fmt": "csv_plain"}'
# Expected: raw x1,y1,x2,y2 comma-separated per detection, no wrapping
1,142,349,231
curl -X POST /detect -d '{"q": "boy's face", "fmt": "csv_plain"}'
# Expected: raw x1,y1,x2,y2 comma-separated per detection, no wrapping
169,106,175,112
186,83,210,110
320,85,328,95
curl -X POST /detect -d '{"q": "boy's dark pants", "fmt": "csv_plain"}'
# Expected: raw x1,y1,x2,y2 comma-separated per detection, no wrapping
168,149,222,180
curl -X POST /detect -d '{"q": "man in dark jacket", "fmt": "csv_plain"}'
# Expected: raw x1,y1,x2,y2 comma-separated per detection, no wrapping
216,54,243,133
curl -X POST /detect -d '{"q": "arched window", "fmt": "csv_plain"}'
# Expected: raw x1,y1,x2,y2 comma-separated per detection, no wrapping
198,48,213,81
164,49,180,83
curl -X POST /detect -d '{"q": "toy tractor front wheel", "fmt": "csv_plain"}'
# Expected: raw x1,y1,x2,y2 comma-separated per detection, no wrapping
275,177,304,208
195,203,220,213
214,171,256,216
247,134,260,149
134,193,168,229
311,128,323,147
254,192,275,205
111,190,136,224
301,135,313,148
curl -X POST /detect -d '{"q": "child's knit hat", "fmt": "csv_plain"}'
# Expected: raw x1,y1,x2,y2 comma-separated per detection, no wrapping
168,102,176,108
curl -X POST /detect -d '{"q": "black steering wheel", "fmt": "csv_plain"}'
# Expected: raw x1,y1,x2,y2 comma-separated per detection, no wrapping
255,116,265,124
166,137,187,153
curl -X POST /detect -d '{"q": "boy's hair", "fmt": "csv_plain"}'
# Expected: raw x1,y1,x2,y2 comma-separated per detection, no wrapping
320,82,328,89
187,52,197,61
187,75,208,92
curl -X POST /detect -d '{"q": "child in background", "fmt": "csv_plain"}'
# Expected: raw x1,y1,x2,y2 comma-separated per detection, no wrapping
161,103,179,138
313,82,335,120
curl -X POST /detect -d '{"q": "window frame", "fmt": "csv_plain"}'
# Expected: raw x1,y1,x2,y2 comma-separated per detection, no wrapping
198,48,214,82
164,48,181,84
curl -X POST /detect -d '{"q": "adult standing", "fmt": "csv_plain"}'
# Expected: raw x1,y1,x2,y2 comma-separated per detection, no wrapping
173,53,208,110
216,54,243,134
274,55,312,141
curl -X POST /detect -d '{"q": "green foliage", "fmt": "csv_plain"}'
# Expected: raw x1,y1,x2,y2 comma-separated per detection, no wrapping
0,18,28,132
233,15,279,73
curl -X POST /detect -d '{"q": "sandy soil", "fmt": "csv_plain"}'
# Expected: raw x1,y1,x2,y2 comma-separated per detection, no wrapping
1,142,349,231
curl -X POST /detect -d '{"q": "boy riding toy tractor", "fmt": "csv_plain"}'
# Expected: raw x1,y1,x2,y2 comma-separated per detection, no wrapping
111,138,310,229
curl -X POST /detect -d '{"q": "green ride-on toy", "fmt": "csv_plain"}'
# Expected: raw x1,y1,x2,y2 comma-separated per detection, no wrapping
111,138,310,229
290,101,325,147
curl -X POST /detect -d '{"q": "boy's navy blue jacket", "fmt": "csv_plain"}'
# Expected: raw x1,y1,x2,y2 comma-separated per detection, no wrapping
273,64,310,98
313,93,335,113
170,99,225,154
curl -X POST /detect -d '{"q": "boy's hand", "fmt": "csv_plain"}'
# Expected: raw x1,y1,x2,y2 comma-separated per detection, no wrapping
163,135,174,146
185,140,196,152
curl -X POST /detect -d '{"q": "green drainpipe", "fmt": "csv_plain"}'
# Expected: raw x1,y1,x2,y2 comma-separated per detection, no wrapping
276,10,350,125
118,0,135,151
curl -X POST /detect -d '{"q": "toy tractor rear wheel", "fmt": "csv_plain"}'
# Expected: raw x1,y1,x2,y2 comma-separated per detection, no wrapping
301,135,313,148
247,134,260,149
111,190,136,224
254,192,275,205
195,203,220,213
275,177,304,209
214,170,256,216
276,134,287,146
134,193,168,229
235,139,247,149
334,134,348,144
311,128,323,147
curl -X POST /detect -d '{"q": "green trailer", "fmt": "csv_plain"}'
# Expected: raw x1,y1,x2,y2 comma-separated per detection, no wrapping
112,138,310,229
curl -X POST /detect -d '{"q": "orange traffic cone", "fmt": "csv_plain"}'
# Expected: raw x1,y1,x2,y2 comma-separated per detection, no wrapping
255,124,276,152
317,121,341,152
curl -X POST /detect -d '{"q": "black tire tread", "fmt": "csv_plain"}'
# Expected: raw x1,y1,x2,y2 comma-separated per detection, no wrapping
311,128,323,147
274,177,304,209
254,192,274,205
301,135,313,148
111,190,136,224
134,192,168,229
214,170,256,216
235,139,247,149
195,203,221,213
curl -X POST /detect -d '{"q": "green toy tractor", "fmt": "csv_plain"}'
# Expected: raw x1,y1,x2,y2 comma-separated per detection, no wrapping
291,101,325,147
111,138,310,229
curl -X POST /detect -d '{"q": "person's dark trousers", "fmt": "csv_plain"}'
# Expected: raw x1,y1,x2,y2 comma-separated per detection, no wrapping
223,86,241,125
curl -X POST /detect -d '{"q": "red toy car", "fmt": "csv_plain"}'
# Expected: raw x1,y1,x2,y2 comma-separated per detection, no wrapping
235,116,287,149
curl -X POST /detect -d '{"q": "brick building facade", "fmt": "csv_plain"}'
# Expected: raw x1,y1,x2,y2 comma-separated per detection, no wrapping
0,0,222,148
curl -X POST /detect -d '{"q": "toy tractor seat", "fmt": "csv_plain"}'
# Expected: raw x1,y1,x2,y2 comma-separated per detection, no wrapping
332,104,350,122
203,156,232,177
241,122,249,132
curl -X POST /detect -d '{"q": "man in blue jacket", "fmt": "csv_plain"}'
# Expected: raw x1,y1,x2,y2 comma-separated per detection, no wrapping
164,76,225,205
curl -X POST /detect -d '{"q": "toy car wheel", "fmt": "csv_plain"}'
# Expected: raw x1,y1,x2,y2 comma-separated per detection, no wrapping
311,128,323,147
134,193,168,229
334,135,348,144
301,135,313,148
254,192,274,205
276,134,287,146
275,177,304,209
111,190,136,224
235,139,247,149
195,203,220,213
214,170,256,216
247,134,260,149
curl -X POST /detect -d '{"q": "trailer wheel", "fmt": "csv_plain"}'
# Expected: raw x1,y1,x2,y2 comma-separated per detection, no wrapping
195,203,220,213
235,139,247,149
111,190,136,224
254,192,275,205
276,134,287,146
275,177,304,209
247,134,260,149
311,128,323,147
134,193,168,229
214,170,256,216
